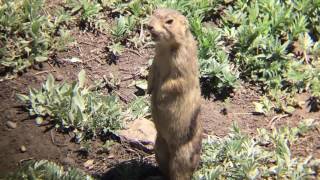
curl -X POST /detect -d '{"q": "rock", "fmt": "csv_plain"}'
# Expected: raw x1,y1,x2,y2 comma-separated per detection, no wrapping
61,157,75,165
119,118,156,152
83,159,94,169
20,145,27,153
6,121,17,129
107,154,114,159
55,74,64,81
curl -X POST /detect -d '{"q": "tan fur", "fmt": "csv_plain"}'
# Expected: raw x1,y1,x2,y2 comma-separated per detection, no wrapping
147,8,202,180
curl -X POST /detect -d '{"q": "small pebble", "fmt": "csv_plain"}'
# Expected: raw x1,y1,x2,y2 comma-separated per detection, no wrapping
20,145,27,153
55,74,64,81
6,121,17,129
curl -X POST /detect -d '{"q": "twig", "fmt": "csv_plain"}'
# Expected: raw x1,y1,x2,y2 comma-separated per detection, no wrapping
50,129,68,147
127,147,142,160
78,47,83,56
19,157,34,164
114,91,130,103
84,57,100,63
121,71,142,81
119,68,131,71
143,154,155,159
121,76,135,82
79,41,99,48
102,75,119,90
268,114,289,128
126,48,142,57
232,112,254,115
139,22,144,40
140,42,155,50
34,70,56,75
233,112,264,116
48,62,56,71
126,153,155,162
94,164,107,174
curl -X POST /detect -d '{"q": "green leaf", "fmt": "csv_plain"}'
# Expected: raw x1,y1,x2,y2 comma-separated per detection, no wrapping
283,106,295,114
68,110,75,125
24,47,32,55
35,56,48,62
135,80,148,91
31,20,41,34
72,91,85,112
45,74,55,91
107,42,124,56
16,93,30,102
78,69,86,88
253,102,265,114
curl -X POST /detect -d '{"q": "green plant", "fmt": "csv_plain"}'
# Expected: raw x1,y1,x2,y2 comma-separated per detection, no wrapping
0,0,73,77
219,0,320,109
125,96,150,120
17,69,152,142
190,16,239,92
6,160,94,180
107,42,124,57
17,70,124,141
194,120,320,179
142,0,320,108
64,0,108,32
111,15,137,43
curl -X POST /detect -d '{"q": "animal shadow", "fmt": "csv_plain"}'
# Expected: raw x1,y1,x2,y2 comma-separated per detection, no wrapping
98,159,163,180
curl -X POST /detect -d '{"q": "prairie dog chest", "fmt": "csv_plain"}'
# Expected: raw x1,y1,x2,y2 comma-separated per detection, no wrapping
153,50,176,83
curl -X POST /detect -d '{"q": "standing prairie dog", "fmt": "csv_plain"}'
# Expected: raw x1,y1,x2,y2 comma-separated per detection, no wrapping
147,8,202,180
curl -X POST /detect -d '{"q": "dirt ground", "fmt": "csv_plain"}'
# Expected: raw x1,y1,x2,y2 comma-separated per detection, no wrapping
1,2,320,179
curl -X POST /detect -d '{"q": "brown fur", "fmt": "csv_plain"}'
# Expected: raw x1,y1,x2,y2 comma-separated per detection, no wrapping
147,8,202,180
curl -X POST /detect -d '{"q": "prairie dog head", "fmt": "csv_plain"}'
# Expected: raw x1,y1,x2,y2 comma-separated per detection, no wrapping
148,8,190,46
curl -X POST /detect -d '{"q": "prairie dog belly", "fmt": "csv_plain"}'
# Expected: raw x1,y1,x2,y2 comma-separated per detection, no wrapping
151,88,201,142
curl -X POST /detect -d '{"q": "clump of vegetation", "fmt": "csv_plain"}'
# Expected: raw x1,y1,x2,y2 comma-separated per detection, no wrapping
2,0,319,111
0,0,73,77
125,96,150,120
64,0,108,32
6,121,319,180
6,160,94,180
104,0,239,92
17,70,150,142
97,0,320,111
195,119,320,179
218,0,320,112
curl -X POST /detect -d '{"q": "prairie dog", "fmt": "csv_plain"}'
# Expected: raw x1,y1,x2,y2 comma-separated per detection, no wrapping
147,8,202,180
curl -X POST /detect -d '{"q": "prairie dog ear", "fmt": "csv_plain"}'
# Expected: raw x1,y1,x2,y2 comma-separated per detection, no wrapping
178,14,189,28
181,16,190,31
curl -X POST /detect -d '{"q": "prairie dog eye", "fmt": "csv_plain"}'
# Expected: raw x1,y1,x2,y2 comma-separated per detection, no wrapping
165,19,174,24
